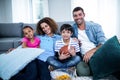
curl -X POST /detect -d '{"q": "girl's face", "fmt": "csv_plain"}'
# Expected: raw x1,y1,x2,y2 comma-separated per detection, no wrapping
40,22,53,36
61,29,72,40
23,28,34,39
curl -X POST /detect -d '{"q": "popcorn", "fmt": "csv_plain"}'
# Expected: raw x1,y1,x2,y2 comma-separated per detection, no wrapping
51,69,72,80
56,74,71,80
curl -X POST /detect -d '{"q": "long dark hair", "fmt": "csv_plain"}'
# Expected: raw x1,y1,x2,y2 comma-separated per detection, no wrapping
36,17,58,35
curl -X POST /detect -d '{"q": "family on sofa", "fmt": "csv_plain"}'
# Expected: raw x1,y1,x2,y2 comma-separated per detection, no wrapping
0,6,120,80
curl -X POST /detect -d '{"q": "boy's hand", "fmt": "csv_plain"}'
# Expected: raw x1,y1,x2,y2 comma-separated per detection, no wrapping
69,46,76,56
59,51,70,60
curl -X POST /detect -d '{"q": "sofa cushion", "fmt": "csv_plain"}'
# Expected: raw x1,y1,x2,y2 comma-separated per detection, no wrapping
89,36,120,79
0,38,22,51
0,23,23,37
0,48,44,80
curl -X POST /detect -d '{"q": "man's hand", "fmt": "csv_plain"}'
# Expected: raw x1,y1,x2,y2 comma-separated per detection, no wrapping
83,44,102,63
83,49,95,63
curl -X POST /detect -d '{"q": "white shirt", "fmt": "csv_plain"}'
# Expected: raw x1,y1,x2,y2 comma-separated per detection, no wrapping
78,29,96,55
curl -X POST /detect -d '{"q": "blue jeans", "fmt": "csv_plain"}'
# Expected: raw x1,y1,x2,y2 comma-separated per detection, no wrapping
47,55,80,69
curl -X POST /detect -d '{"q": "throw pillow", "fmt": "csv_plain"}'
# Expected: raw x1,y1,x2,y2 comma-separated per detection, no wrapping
0,48,44,80
89,36,120,80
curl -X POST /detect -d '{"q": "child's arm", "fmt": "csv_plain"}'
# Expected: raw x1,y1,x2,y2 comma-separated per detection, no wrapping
55,51,71,60
58,51,71,60
37,45,40,48
6,48,16,53
69,46,76,56
22,42,28,48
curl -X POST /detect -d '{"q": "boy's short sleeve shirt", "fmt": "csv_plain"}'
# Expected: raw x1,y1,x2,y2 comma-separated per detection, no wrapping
55,38,80,52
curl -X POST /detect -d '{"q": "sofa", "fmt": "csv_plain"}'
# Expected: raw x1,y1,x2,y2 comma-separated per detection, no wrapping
1,22,120,80
0,21,74,54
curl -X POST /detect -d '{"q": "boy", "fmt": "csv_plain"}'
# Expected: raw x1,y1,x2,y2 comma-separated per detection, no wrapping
47,24,81,69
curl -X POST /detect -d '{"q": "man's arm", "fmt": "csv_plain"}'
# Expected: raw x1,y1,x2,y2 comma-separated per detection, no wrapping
83,44,102,63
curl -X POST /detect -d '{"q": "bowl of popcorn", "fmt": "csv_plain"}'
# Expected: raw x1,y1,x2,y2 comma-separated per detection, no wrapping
55,74,71,80
51,69,73,80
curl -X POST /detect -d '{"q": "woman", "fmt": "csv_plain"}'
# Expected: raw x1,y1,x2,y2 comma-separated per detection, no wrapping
36,17,61,80
9,17,60,80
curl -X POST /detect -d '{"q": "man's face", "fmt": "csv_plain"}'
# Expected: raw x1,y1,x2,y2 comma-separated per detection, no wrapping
73,10,85,25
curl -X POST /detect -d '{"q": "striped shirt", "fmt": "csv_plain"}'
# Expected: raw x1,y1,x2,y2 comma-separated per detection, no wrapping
55,38,80,52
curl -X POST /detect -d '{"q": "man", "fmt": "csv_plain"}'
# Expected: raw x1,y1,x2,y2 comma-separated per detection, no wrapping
72,6,106,76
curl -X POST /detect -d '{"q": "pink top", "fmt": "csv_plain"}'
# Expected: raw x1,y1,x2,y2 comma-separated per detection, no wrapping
22,37,40,48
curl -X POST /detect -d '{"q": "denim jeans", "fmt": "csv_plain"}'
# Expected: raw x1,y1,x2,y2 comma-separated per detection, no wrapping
47,55,80,69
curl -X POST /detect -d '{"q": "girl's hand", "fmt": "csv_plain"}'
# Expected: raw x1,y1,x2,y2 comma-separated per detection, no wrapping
69,46,76,56
59,51,70,60
7,48,15,53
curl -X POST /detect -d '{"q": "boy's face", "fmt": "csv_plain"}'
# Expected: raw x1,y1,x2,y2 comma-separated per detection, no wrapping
61,29,72,40
23,28,34,39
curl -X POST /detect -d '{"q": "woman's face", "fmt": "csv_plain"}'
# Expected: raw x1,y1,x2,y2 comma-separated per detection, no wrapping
40,22,53,36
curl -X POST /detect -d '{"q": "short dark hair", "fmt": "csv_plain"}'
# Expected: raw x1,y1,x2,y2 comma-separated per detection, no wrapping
60,24,74,33
72,7,84,14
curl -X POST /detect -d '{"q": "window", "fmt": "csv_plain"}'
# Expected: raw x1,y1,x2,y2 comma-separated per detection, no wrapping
12,0,49,23
32,0,49,23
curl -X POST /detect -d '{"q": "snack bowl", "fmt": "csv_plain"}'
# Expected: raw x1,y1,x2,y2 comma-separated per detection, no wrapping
51,68,74,80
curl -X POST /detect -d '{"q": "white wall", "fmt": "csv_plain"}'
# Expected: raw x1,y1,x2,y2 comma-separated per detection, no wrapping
0,0,72,23
0,0,12,23
97,0,118,38
117,0,120,38
0,0,120,38
12,0,32,23
71,0,119,38
48,0,72,22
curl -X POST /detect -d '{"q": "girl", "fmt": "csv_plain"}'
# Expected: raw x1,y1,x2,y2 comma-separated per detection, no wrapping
22,26,40,48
